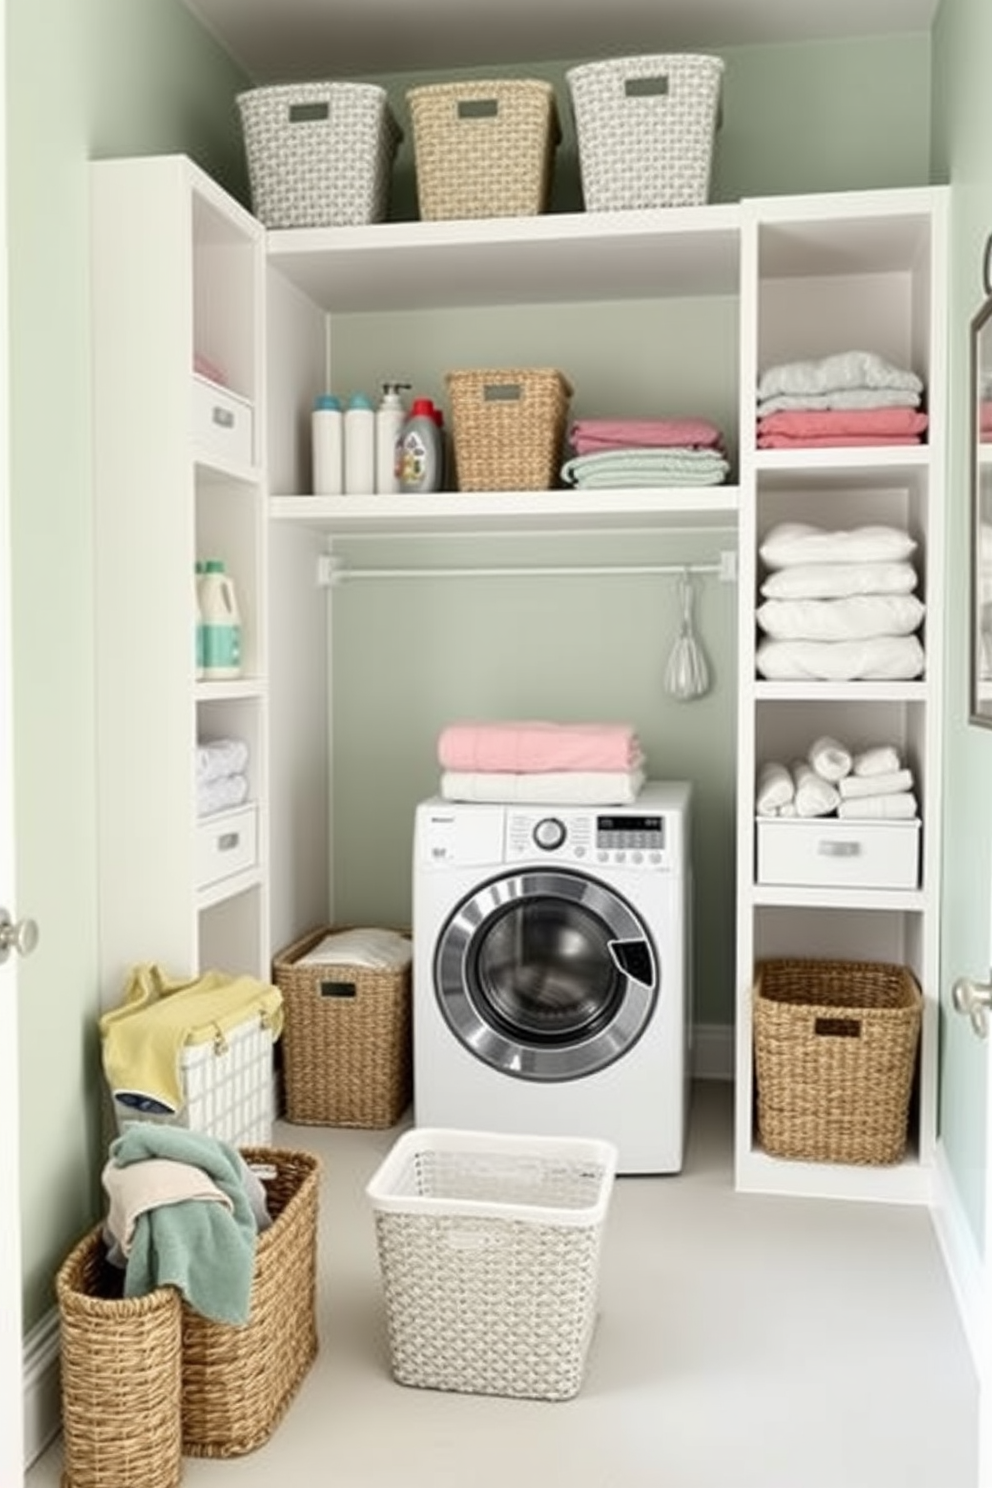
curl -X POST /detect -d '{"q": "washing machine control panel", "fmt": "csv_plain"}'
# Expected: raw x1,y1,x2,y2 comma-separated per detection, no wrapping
506,810,671,869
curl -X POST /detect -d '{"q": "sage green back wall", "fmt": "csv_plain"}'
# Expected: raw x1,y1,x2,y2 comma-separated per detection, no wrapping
10,9,932,1336
931,0,992,1251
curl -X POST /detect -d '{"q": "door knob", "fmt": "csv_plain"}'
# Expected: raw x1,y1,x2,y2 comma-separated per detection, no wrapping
0,907,39,965
952,972,992,1039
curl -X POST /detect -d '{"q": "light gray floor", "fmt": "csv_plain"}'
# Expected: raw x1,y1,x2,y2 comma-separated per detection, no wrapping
28,1081,979,1488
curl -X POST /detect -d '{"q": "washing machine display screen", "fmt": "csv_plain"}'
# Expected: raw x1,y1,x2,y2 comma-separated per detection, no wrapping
474,897,623,1045
596,814,665,850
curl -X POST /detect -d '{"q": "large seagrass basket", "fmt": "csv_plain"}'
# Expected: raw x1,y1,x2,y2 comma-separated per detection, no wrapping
445,367,573,491
753,957,922,1165
407,78,560,220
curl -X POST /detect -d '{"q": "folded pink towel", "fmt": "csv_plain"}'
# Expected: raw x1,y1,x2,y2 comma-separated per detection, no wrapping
758,434,922,449
437,721,644,774
569,417,724,453
757,407,929,438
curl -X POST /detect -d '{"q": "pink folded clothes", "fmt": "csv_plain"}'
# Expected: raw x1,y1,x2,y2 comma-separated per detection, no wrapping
757,407,929,438
981,400,992,433
437,721,645,774
193,351,228,386
758,434,923,449
569,417,724,454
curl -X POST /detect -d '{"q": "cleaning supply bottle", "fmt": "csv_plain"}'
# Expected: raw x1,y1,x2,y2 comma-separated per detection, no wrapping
375,381,410,495
399,397,444,494
312,393,344,495
198,559,242,679
344,392,375,495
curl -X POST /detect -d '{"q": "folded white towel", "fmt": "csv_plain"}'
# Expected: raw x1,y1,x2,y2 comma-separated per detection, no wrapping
837,792,918,820
756,635,925,681
757,350,923,402
760,561,918,601
839,768,914,799
853,745,902,777
196,737,249,785
756,388,921,416
808,736,852,782
196,772,249,818
440,768,645,806
759,523,916,569
756,594,925,642
756,761,794,815
792,760,840,818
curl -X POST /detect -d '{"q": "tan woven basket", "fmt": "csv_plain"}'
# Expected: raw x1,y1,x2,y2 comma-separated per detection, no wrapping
273,926,413,1127
445,367,573,491
407,78,560,220
181,1146,320,1457
753,958,922,1165
57,1228,183,1488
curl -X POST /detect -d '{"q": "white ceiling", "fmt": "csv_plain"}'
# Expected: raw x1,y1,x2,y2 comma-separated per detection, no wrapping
180,0,941,83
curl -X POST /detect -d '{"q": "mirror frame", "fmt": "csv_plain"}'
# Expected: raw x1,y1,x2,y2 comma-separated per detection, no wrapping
969,277,992,728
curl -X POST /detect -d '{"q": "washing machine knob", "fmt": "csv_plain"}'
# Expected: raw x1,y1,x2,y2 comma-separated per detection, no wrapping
533,816,567,851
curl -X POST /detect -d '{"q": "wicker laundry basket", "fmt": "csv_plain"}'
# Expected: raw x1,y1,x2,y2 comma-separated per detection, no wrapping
237,81,402,228
367,1128,617,1401
181,1146,321,1457
407,78,560,220
57,1228,183,1488
753,957,922,1165
445,367,573,491
567,54,724,211
273,926,413,1127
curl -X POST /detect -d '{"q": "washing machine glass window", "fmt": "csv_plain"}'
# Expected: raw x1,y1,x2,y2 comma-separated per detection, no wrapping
434,869,658,1083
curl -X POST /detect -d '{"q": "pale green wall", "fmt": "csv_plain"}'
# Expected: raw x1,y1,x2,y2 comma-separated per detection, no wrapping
931,0,992,1250
11,0,249,1330
9,9,934,1341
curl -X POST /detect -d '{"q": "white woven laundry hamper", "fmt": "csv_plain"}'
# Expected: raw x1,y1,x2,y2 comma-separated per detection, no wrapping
366,1127,617,1401
567,54,724,211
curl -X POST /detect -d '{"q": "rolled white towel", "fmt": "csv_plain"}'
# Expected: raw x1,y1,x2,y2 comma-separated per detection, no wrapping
792,760,840,818
808,735,852,783
196,737,249,785
196,772,249,818
778,801,798,817
756,761,794,815
852,744,902,777
837,792,918,820
839,768,913,800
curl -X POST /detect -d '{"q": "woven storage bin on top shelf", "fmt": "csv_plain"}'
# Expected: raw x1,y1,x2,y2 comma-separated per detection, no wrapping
753,957,922,1166
236,81,402,228
406,78,560,220
367,1127,617,1401
181,1146,320,1458
566,54,724,212
57,1228,183,1488
445,367,573,491
273,926,413,1127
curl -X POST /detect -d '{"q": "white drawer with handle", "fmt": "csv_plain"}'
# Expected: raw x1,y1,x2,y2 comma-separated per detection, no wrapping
196,804,258,889
192,374,254,469
756,817,920,891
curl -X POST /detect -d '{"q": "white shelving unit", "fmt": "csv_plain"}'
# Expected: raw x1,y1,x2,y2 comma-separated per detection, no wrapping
734,187,948,1204
91,156,270,1001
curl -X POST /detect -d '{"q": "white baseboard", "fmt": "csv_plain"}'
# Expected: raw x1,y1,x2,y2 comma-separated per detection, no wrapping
931,1138,986,1380
691,1021,734,1082
23,1308,60,1467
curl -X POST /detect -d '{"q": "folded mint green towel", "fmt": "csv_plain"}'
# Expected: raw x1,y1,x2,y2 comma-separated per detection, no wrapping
109,1124,259,1325
561,447,729,488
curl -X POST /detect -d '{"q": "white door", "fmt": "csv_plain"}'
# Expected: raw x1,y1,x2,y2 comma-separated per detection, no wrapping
0,2,26,1478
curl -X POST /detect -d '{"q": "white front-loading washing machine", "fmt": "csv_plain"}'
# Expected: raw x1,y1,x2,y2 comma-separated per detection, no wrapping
412,780,692,1174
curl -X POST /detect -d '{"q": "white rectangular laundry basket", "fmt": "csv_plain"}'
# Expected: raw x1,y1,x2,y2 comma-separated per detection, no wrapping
366,1127,617,1401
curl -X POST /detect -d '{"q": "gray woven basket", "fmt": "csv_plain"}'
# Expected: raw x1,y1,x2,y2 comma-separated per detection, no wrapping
367,1129,616,1401
407,79,560,220
566,54,724,212
237,81,402,229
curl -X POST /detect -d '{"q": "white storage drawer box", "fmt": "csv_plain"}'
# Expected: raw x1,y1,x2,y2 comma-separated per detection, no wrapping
196,804,258,889
192,374,254,469
756,817,920,891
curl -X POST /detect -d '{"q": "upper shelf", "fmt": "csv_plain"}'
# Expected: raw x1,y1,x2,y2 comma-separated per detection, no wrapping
266,205,743,313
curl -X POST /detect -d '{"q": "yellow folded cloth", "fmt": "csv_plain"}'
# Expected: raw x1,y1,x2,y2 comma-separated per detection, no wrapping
100,962,283,1115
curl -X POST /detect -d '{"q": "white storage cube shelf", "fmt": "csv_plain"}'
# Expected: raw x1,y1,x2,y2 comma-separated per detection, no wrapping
756,817,921,891
192,374,255,469
366,1128,617,1401
112,1014,275,1147
195,804,258,891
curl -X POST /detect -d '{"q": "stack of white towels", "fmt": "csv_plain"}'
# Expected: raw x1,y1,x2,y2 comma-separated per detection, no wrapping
756,521,925,681
757,737,917,821
196,736,250,818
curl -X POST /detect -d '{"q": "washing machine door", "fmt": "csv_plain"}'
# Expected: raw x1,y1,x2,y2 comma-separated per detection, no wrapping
434,868,657,1082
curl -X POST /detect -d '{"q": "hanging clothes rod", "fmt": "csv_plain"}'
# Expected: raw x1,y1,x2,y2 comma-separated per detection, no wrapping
321,551,738,585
